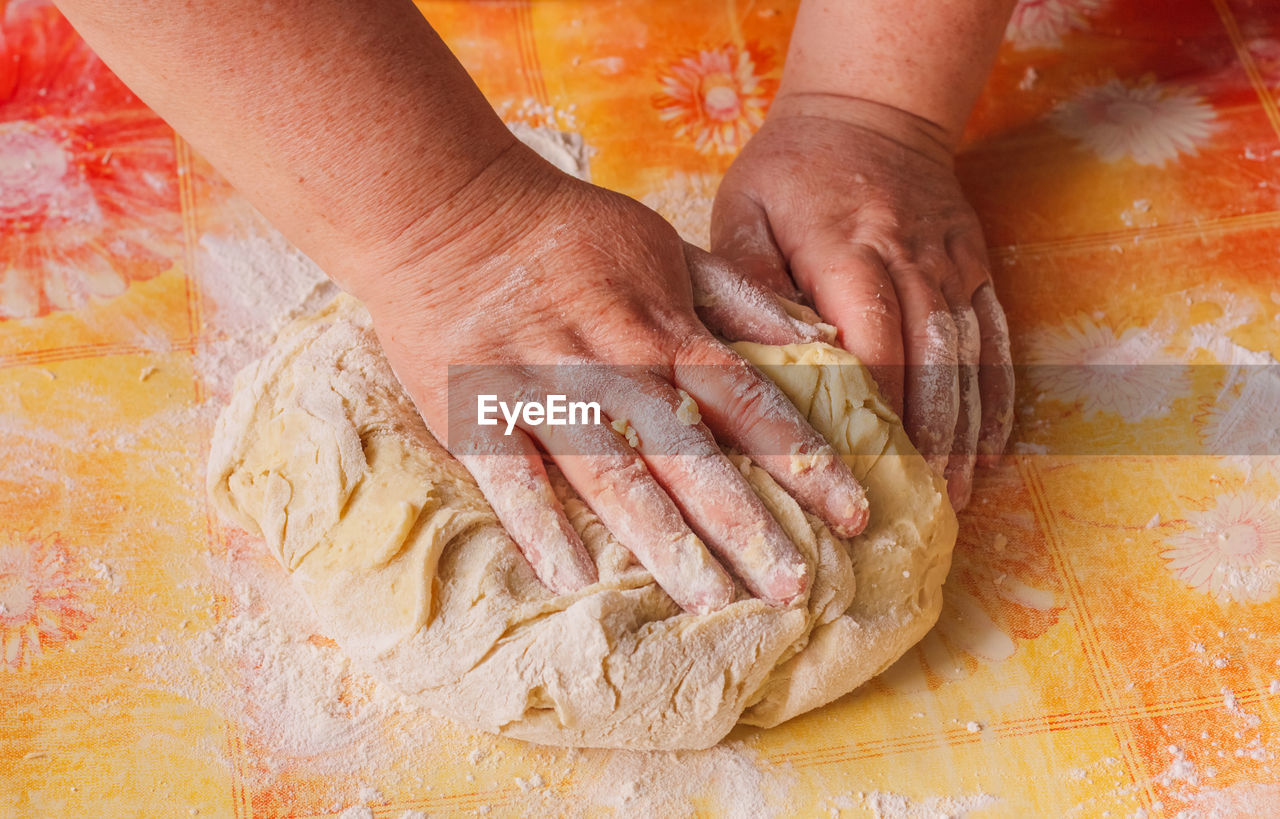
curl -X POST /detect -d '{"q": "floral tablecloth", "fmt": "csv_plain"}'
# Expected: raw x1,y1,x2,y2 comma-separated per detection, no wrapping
4,0,1280,816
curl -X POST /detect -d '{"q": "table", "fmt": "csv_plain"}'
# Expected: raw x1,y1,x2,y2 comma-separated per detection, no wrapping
3,0,1280,815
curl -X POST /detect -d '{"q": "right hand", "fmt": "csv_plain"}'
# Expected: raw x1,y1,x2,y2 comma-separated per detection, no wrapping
354,139,870,614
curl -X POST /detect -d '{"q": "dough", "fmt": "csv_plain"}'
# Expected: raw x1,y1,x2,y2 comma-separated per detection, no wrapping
207,295,956,750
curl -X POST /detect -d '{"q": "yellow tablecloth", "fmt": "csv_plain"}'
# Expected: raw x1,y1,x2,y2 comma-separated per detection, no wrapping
4,0,1280,815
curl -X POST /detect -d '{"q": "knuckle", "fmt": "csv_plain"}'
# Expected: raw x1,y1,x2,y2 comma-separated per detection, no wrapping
674,331,732,369
581,452,647,493
719,373,790,439
847,204,900,238
915,253,956,286
663,422,720,458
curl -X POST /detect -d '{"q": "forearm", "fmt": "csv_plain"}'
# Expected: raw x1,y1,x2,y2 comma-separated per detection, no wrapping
52,0,520,296
781,0,1016,148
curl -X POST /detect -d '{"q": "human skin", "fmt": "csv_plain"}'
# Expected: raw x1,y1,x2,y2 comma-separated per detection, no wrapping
713,0,1019,510
50,0,1012,610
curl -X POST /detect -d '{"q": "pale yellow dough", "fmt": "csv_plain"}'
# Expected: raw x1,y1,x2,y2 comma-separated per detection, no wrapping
207,294,956,750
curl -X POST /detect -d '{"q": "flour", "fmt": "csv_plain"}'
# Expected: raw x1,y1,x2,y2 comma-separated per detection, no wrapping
138,521,446,807
565,743,796,816
1180,782,1280,817
1156,745,1200,790
506,121,592,181
193,209,336,396
497,100,593,182
861,789,997,818
1221,687,1262,730
641,171,718,249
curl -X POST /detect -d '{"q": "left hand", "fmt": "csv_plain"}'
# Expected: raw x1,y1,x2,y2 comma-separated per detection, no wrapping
712,93,1014,510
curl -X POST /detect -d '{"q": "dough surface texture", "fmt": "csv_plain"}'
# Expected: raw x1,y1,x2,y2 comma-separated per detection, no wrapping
207,295,956,750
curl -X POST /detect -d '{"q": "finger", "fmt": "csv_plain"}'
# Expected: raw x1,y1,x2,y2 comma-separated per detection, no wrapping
453,423,598,595
709,190,801,299
972,283,1015,465
891,267,959,479
935,251,981,511
943,302,980,510
533,408,736,614
789,239,906,416
683,243,822,346
674,335,870,538
950,235,1016,467
598,371,810,605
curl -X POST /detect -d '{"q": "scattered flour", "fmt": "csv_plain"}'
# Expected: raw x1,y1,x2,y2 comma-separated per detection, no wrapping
862,790,997,819
194,209,336,396
1221,687,1263,730
1180,782,1280,817
565,743,796,816
1155,745,1200,790
506,121,592,181
498,99,594,181
641,171,719,249
140,533,436,790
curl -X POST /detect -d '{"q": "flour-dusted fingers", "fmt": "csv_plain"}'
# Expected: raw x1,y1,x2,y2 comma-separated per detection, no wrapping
683,243,821,347
534,412,735,614
943,301,980,510
709,190,803,300
674,335,869,538
452,422,597,594
892,265,960,479
973,283,1015,467
948,237,1014,471
788,239,907,417
596,371,810,605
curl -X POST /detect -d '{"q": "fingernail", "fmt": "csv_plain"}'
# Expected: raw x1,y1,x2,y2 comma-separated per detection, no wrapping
766,555,810,606
825,483,869,538
686,571,735,614
669,534,735,614
537,522,598,594
946,475,972,511
944,459,975,511
926,454,948,478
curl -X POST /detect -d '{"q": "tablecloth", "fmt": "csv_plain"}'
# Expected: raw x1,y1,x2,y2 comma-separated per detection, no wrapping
3,0,1280,815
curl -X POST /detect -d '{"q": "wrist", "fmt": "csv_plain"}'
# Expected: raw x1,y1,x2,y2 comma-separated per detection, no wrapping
341,138,576,314
765,92,958,165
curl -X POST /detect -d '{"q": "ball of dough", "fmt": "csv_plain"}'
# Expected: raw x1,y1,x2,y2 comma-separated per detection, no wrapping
207,295,956,750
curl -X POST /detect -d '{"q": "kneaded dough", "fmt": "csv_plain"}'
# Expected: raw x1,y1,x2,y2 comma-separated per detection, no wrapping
207,294,956,750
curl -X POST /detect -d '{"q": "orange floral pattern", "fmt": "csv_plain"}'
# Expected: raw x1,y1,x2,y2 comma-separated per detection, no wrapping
1162,493,1280,604
1050,76,1219,167
652,43,775,155
1005,0,1105,50
0,0,181,320
0,534,93,671
4,0,1280,812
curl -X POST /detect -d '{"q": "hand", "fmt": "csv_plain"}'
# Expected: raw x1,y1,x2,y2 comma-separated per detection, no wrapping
712,93,1014,509
354,140,870,613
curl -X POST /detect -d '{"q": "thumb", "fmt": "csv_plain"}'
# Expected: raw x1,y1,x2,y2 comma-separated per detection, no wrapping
683,244,822,346
710,190,800,301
